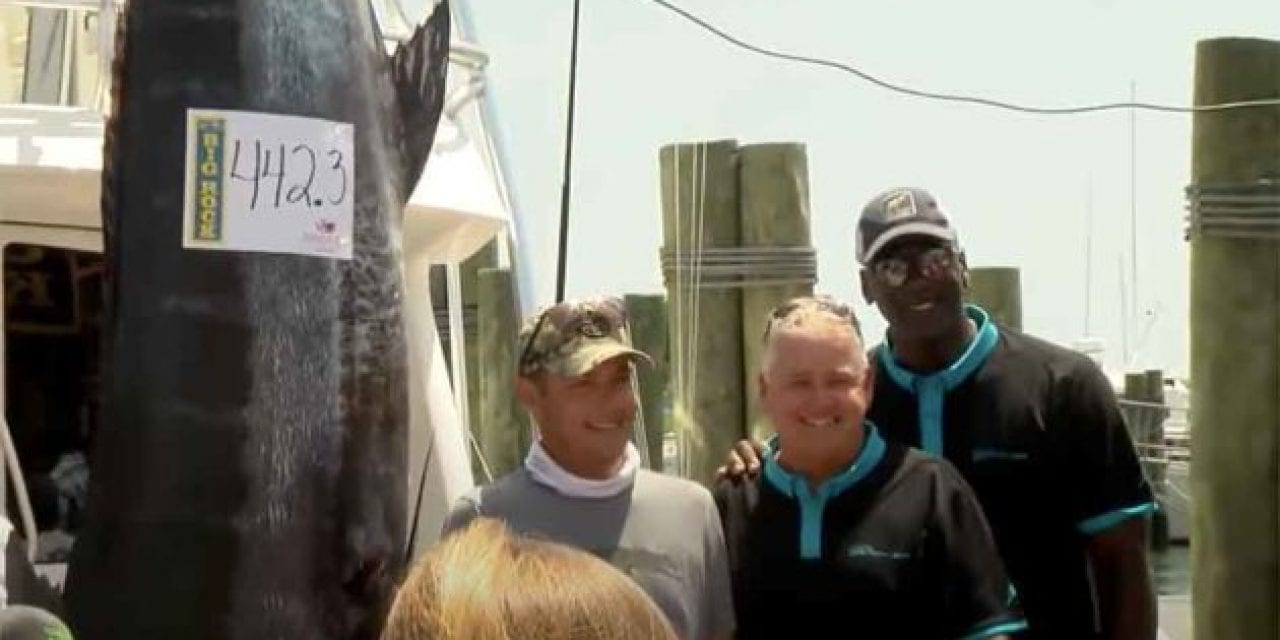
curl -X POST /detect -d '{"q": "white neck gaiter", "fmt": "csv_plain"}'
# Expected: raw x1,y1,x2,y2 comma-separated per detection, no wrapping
524,438,640,499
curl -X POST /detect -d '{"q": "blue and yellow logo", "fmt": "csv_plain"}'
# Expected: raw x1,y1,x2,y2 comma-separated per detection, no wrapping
191,118,225,241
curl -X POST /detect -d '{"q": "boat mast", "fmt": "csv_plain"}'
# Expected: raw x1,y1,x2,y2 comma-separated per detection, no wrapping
1129,80,1139,333
1084,175,1093,336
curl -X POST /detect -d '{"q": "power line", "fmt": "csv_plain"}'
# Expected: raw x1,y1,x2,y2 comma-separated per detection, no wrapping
645,0,1280,115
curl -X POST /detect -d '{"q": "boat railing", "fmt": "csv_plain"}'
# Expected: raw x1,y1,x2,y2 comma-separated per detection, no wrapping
1119,399,1191,497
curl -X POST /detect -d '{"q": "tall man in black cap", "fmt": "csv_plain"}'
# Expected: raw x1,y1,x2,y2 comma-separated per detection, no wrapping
723,187,1158,639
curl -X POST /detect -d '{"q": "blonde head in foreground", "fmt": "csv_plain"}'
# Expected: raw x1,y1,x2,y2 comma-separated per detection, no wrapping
382,518,678,640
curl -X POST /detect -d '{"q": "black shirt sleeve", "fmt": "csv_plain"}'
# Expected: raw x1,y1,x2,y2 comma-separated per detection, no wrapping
712,478,757,582
931,461,1027,639
1057,358,1157,536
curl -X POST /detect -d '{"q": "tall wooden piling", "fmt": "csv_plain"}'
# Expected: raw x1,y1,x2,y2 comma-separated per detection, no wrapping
1187,37,1280,640
625,294,669,471
966,267,1022,331
476,267,530,479
660,140,745,486
739,144,815,441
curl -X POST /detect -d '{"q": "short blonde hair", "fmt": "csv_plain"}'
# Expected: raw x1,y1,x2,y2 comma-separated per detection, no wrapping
761,295,867,374
382,518,678,640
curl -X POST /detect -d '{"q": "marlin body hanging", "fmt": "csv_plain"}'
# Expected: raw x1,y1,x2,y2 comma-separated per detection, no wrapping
63,1,450,638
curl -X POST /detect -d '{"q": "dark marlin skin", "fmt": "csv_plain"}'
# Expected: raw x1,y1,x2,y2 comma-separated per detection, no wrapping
62,1,449,638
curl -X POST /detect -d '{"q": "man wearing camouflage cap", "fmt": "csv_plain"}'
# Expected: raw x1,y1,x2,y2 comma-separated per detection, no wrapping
442,296,735,640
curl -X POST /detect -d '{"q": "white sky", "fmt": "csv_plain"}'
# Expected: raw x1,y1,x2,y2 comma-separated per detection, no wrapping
430,0,1280,377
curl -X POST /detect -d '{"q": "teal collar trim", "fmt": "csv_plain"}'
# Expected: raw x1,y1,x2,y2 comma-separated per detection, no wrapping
876,304,999,456
762,423,887,559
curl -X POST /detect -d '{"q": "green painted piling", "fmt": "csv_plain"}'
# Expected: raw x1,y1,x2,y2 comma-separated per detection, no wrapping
625,294,669,471
1188,37,1280,640
966,267,1022,331
739,143,814,442
660,140,745,486
476,266,530,479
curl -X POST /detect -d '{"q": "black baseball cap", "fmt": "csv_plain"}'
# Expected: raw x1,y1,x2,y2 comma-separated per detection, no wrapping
855,187,960,264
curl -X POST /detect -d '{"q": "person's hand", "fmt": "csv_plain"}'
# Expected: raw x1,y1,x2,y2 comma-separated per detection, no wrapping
714,439,765,482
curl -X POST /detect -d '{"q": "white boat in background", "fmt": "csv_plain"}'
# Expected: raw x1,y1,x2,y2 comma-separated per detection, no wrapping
0,0,523,584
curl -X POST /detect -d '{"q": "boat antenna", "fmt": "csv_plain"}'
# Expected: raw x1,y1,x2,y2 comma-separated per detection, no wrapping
1129,80,1139,328
554,0,583,302
1084,175,1093,335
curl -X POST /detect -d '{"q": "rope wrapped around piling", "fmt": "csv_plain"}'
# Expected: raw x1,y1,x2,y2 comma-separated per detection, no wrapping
1185,181,1280,240
660,246,817,289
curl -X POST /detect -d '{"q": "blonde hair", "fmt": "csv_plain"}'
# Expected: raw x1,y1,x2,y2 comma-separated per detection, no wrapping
382,518,678,640
761,295,868,374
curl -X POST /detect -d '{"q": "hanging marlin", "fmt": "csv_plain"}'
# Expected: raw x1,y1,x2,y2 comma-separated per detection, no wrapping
63,1,450,638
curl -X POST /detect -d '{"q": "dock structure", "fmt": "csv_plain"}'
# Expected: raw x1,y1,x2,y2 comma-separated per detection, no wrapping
625,294,670,471
1186,36,1280,640
1122,370,1170,549
431,240,496,480
658,140,817,484
966,267,1022,331
739,143,815,441
476,267,530,478
659,140,746,486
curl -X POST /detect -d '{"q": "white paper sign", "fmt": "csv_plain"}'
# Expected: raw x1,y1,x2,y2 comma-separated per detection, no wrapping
182,109,355,260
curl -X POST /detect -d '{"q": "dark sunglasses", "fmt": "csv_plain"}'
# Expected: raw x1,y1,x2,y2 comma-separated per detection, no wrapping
869,246,957,288
518,297,629,371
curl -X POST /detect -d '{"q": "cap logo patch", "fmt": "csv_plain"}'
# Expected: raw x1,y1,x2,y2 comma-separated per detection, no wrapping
883,190,918,221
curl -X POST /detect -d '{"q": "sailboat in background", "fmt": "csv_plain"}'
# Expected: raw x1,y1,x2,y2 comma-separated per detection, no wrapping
1070,140,1191,557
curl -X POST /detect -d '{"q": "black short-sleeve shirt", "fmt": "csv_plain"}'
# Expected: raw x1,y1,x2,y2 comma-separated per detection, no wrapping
714,424,1026,640
870,305,1156,639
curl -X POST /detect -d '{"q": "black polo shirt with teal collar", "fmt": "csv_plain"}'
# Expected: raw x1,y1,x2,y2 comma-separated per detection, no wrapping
714,422,1026,639
870,304,1156,639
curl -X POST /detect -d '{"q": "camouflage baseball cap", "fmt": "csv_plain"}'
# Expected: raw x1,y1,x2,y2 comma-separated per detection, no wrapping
517,296,653,377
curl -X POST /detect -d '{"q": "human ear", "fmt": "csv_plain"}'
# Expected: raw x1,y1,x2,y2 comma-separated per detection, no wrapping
860,269,875,305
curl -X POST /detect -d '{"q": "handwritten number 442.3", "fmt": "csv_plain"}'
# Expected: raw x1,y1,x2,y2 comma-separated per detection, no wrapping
229,139,349,211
